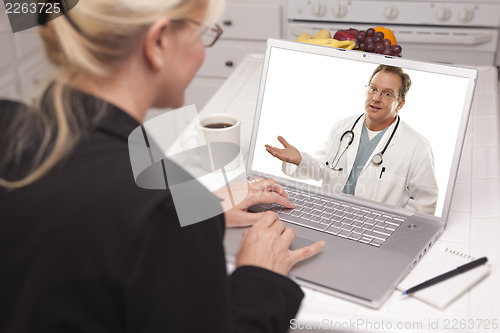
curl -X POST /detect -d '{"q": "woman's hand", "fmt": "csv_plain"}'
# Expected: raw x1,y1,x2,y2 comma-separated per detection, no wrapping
236,211,325,276
221,177,296,228
265,136,302,166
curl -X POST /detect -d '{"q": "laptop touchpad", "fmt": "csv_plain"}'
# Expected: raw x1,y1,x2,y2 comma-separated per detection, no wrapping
290,236,316,250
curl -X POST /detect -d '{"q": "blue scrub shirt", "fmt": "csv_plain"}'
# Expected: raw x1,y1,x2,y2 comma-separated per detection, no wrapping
342,123,388,195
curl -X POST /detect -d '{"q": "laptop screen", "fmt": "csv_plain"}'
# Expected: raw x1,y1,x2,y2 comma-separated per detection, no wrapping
248,40,477,219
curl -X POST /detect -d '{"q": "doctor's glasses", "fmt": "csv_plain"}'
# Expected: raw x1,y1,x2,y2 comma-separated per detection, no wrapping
365,85,398,101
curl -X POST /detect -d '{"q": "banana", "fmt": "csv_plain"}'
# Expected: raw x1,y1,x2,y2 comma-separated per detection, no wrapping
295,33,313,42
314,28,331,39
300,38,357,50
295,28,357,50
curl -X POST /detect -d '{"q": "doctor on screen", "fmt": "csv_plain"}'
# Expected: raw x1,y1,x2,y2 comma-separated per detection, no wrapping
265,65,438,215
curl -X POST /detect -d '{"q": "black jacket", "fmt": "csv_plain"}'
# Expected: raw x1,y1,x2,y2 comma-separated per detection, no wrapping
0,94,303,333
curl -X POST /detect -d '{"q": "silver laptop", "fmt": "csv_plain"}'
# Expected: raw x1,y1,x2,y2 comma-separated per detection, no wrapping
224,39,477,308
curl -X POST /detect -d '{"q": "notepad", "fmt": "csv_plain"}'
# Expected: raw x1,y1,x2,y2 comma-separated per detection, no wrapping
397,245,490,309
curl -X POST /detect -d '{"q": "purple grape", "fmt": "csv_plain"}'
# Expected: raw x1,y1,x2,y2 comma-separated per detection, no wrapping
356,32,366,43
376,31,385,40
365,36,374,44
366,28,375,37
358,42,366,51
366,42,375,52
383,39,392,48
373,36,382,44
390,44,402,55
374,43,384,54
382,48,391,55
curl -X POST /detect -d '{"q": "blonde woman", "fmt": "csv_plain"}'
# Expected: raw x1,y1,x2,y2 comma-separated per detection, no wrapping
0,0,324,332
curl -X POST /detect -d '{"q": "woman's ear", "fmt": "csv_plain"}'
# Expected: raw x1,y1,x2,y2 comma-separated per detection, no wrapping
144,18,172,71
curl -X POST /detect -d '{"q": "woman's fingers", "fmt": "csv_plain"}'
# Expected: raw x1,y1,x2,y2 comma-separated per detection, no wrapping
280,227,325,272
254,210,281,229
236,212,325,275
289,240,326,266
248,178,295,208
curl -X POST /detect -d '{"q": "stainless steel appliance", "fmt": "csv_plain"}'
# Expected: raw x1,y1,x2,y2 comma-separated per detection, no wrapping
287,0,500,66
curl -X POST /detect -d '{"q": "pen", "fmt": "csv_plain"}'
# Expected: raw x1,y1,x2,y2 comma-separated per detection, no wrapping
402,256,488,295
379,167,386,179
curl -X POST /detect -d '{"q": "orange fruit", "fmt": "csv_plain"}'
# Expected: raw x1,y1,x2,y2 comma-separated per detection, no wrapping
374,26,397,45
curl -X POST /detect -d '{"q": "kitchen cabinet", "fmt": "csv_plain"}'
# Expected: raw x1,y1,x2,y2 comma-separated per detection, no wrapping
184,0,286,111
0,4,56,105
0,0,286,111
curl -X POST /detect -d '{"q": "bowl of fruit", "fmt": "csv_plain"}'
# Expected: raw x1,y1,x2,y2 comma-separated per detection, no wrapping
295,26,403,57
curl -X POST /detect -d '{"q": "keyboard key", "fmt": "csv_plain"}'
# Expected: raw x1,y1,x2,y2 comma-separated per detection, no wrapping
349,233,362,241
364,219,376,226
340,224,354,232
363,232,387,241
321,212,334,220
325,226,341,235
291,211,303,217
385,220,400,227
324,207,335,214
331,221,343,229
352,221,364,228
370,238,384,247
294,199,304,206
354,216,367,224
344,213,355,220
301,213,313,221
362,224,374,231
332,215,343,223
338,230,351,238
373,227,391,237
311,216,323,223
320,220,332,227
353,210,365,217
340,218,354,226
351,227,364,235
360,236,373,244
301,207,313,214
311,209,324,216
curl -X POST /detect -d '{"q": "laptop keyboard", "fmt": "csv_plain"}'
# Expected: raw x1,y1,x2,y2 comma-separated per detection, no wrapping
255,185,406,247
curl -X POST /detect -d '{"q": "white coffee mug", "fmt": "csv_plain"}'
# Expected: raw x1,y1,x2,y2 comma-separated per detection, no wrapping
198,113,241,172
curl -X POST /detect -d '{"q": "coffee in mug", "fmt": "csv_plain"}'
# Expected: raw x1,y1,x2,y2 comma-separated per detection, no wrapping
204,122,234,129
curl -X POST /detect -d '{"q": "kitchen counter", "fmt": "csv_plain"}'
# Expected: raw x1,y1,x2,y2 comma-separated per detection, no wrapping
201,54,500,332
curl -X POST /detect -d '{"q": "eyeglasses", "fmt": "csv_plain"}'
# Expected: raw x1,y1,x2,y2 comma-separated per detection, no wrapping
182,19,223,48
365,85,398,101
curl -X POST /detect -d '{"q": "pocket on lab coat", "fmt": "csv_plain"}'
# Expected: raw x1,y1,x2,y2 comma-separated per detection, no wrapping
366,171,407,207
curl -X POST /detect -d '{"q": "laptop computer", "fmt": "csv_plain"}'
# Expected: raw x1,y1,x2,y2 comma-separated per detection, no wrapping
223,39,477,308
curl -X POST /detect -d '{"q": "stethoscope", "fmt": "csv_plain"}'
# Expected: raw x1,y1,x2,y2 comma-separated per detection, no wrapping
325,114,400,171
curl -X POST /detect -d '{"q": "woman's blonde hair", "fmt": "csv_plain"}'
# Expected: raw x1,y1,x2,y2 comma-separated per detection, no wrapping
0,0,225,189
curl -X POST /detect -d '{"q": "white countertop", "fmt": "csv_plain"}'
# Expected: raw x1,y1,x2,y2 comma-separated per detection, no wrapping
202,54,500,332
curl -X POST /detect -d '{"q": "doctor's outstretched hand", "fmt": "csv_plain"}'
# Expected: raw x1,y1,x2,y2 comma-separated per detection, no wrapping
236,211,325,275
265,136,302,166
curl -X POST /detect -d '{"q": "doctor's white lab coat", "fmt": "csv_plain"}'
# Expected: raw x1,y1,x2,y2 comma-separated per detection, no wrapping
283,114,439,215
